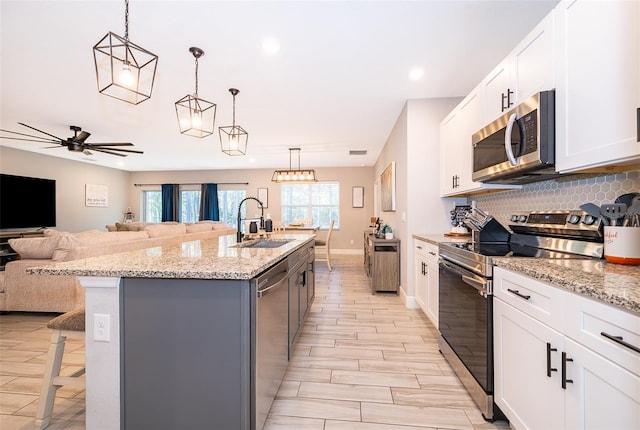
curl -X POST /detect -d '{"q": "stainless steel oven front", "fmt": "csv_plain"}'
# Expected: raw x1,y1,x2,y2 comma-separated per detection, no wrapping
438,256,499,420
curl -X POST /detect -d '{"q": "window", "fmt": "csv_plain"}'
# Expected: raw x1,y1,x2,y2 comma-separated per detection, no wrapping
217,189,247,228
142,187,247,225
180,189,201,223
142,190,162,223
281,182,339,229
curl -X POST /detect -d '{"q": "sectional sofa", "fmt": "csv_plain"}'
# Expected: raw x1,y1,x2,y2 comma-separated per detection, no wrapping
0,222,236,313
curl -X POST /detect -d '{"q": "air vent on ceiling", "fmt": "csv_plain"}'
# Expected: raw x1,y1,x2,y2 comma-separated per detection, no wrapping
349,150,367,156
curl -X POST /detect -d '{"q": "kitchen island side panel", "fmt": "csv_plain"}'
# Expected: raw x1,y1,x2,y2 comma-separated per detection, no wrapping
121,278,252,430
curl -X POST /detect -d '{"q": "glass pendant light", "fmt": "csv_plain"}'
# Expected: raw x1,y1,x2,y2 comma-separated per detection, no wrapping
93,0,158,105
175,47,217,138
219,88,248,156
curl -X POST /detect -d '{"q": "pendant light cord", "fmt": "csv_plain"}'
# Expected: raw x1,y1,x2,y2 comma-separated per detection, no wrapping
124,0,129,42
232,93,236,127
194,56,199,97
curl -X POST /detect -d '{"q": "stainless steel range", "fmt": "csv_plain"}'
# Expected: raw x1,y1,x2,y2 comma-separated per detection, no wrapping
437,207,604,421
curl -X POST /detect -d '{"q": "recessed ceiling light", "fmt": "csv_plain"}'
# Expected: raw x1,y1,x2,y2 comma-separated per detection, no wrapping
409,68,424,80
262,38,280,55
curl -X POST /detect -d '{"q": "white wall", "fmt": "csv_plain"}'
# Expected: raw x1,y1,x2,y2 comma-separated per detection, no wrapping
374,97,465,300
0,146,131,232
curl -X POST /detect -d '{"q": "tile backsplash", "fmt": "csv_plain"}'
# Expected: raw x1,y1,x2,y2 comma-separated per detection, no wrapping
473,170,640,228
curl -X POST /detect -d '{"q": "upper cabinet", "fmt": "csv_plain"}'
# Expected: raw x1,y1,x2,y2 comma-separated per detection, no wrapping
440,87,517,196
483,11,556,124
555,0,640,173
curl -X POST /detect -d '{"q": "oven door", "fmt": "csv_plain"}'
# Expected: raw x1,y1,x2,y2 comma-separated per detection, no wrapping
438,258,493,393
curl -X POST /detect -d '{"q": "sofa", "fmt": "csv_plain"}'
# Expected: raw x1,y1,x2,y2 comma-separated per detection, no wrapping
0,221,236,313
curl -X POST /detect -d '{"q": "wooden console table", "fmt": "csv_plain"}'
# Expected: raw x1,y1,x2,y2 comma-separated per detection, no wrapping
363,232,400,294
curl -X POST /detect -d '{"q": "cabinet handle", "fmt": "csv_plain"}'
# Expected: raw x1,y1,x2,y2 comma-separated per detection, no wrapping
428,251,436,256
546,342,558,377
601,331,640,354
507,88,513,109
416,245,423,250
507,288,531,300
422,262,427,276
561,352,573,389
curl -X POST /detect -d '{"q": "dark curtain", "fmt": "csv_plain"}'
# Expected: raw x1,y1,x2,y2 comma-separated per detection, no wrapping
161,184,179,222
199,183,220,221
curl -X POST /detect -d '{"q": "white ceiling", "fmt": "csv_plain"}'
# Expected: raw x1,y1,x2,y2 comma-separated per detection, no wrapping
0,0,558,172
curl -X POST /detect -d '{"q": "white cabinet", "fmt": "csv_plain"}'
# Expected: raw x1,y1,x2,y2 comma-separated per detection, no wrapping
555,0,640,173
413,239,439,328
493,267,640,430
494,297,565,430
414,241,428,314
440,87,516,196
483,10,556,123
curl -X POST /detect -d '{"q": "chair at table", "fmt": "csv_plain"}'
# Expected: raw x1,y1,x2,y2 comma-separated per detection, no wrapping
35,308,86,429
315,220,334,271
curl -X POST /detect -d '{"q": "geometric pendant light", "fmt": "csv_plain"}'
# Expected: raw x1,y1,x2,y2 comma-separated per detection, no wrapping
219,88,248,156
175,47,217,138
93,0,158,105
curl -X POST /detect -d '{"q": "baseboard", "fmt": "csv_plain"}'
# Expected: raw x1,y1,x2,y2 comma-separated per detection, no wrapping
399,287,420,309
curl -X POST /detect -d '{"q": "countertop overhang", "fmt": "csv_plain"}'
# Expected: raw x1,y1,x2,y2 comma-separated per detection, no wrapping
27,233,315,281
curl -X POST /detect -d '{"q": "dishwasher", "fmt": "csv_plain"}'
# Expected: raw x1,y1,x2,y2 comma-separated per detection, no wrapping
254,258,289,430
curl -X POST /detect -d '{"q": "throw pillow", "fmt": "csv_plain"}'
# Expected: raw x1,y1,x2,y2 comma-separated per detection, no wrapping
8,236,62,259
144,223,187,238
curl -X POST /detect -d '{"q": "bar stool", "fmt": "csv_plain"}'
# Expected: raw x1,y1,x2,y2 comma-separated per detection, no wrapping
35,308,86,430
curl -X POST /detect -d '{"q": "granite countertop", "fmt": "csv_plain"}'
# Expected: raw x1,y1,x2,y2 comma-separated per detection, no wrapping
414,232,640,314
413,233,471,244
28,233,315,281
493,257,640,315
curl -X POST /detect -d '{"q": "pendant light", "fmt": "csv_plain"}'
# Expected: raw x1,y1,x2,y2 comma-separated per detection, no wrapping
219,88,248,156
93,0,158,105
175,47,217,138
271,148,318,182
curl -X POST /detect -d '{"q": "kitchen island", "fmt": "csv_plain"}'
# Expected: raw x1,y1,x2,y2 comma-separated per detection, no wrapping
29,233,316,430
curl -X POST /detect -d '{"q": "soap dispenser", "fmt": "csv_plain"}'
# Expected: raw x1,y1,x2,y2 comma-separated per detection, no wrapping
265,213,273,232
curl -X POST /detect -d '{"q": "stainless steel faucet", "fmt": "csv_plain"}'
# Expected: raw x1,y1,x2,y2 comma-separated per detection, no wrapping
236,197,265,242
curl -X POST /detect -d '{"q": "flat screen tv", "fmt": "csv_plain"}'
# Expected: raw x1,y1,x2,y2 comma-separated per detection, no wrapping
0,174,56,230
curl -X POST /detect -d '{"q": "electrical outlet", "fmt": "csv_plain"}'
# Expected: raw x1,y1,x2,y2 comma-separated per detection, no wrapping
94,313,110,342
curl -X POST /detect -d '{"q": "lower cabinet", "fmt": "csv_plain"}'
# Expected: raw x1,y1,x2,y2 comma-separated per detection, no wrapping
413,239,438,328
494,267,640,430
288,243,315,357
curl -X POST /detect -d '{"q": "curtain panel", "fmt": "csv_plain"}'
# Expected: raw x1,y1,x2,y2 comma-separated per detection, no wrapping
199,183,220,221
161,184,179,222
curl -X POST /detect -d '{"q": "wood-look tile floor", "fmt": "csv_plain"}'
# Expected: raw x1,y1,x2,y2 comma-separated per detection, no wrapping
0,255,510,430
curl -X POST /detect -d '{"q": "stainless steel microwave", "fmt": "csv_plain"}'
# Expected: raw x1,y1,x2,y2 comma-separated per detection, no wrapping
472,90,558,185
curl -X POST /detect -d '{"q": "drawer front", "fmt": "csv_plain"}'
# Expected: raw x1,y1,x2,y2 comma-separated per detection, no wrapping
494,267,565,331
564,291,640,376
414,239,428,258
424,242,439,264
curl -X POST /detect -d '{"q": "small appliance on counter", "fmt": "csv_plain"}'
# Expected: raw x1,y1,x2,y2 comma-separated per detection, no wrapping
447,204,471,236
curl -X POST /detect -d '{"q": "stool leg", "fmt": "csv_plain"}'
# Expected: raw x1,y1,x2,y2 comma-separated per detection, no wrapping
35,330,66,430
326,246,332,272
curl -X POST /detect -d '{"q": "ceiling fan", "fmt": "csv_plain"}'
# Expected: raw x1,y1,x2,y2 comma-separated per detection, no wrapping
0,122,143,157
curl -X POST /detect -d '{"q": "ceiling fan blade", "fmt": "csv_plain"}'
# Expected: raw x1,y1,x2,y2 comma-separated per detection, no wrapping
42,145,64,149
85,142,134,147
0,136,61,144
92,146,144,154
17,122,65,141
91,148,128,157
76,131,91,143
0,129,60,143
83,149,93,156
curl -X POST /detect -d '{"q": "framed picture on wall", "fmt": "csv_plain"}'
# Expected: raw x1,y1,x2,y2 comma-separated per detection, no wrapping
352,186,364,208
381,162,396,211
257,187,268,209
85,184,108,207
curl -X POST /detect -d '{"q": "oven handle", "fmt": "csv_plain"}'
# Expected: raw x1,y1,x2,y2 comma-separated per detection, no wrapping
439,259,488,294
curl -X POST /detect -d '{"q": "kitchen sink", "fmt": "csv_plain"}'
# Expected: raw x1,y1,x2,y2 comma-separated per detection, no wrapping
231,239,294,249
